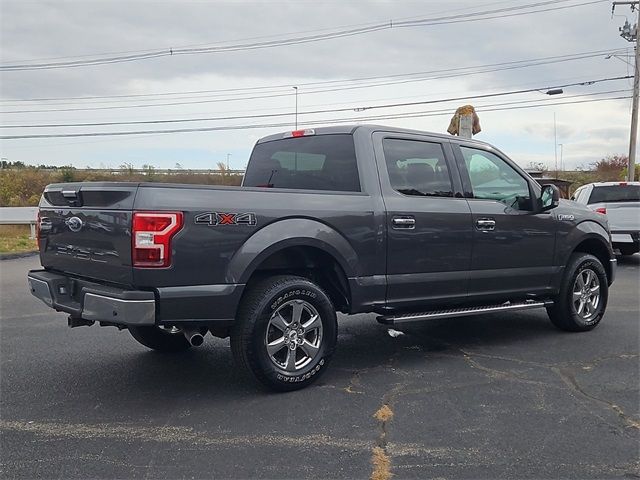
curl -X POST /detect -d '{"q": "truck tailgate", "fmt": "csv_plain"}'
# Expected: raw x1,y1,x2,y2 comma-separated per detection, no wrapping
38,183,138,286
601,202,640,231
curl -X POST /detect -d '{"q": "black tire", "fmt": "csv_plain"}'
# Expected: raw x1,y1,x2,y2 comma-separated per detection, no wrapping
547,253,608,332
129,326,192,352
231,275,337,391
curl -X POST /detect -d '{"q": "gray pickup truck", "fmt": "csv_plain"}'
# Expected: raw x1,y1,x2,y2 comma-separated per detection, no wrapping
28,125,617,391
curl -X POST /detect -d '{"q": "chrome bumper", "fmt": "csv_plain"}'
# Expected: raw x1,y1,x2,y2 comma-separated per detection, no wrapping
27,270,155,326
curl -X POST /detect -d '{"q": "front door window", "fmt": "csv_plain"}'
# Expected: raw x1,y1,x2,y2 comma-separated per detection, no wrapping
460,147,531,211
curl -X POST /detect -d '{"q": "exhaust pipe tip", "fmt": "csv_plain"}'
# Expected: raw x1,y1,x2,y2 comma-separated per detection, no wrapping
182,327,205,347
188,333,204,347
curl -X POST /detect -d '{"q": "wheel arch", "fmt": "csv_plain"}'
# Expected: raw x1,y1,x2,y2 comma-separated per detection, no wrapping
568,220,615,284
227,218,358,312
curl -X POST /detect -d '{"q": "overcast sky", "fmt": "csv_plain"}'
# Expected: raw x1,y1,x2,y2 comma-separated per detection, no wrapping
0,0,636,170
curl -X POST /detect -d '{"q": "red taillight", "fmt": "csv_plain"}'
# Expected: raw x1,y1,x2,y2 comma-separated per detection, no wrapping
132,212,183,268
595,207,607,215
619,182,627,186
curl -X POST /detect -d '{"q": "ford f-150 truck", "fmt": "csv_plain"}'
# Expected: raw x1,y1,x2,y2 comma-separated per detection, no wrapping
28,125,617,391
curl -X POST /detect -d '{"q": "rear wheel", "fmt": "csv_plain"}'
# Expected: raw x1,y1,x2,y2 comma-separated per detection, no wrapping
231,275,337,391
128,325,191,352
547,253,608,332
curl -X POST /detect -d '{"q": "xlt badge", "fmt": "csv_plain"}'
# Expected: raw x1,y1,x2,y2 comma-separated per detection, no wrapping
195,212,257,226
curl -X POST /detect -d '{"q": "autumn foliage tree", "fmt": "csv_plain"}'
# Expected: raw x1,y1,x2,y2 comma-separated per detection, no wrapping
590,155,629,181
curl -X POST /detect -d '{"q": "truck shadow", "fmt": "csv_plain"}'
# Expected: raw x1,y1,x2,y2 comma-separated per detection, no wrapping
27,303,621,414
80,309,560,401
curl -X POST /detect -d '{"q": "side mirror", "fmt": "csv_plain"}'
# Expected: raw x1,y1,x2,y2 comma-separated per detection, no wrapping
540,184,560,211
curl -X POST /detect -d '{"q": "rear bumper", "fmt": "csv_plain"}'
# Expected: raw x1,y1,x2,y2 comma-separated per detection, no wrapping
27,270,155,326
610,230,639,245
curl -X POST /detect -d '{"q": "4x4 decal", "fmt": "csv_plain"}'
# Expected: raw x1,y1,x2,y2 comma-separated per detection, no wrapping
195,212,257,226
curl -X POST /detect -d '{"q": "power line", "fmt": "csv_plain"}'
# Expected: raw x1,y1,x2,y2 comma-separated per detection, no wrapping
0,0,607,72
0,86,629,130
0,0,519,65
0,55,627,115
0,95,629,146
1,91,630,139
1,96,629,139
0,47,626,106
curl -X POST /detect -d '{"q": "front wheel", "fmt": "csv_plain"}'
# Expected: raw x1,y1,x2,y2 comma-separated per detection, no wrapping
547,253,608,332
231,275,337,391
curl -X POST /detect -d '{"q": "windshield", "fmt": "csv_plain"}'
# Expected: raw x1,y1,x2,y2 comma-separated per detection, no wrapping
243,134,360,192
588,185,640,204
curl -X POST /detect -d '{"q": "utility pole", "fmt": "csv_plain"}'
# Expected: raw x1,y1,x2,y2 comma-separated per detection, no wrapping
613,1,639,181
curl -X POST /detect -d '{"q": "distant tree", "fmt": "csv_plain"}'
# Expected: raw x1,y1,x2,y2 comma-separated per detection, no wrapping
119,162,135,175
591,154,628,181
59,166,75,182
0,160,26,169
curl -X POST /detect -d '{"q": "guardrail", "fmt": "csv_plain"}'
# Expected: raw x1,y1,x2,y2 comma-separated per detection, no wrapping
1,168,246,175
0,207,38,239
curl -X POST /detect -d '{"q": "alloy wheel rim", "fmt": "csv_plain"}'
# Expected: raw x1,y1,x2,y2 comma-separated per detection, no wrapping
572,268,600,320
265,299,323,372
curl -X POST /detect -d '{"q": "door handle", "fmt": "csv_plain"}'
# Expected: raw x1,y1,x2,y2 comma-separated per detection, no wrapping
392,216,416,229
476,218,496,231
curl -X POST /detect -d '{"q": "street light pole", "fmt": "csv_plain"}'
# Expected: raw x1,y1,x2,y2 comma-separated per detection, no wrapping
559,143,564,172
293,86,298,129
554,112,558,178
226,153,231,170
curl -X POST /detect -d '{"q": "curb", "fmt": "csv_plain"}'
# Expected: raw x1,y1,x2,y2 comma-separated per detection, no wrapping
0,251,38,261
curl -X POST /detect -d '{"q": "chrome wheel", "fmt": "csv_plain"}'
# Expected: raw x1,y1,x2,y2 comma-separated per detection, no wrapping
265,299,323,372
572,268,601,320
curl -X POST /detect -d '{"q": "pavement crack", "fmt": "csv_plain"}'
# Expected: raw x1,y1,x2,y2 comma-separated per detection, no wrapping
552,367,640,432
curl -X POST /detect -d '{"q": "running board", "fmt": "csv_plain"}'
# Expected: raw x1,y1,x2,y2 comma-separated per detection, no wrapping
376,300,552,325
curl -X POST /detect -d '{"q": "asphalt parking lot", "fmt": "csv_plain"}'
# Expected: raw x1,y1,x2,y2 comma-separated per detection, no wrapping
1,255,638,479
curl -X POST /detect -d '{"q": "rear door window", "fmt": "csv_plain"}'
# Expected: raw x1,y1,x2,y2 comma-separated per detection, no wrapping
382,138,453,197
243,134,360,192
588,185,640,203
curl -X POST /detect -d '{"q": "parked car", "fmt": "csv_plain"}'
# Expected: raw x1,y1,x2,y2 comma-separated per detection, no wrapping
571,181,640,256
28,125,616,391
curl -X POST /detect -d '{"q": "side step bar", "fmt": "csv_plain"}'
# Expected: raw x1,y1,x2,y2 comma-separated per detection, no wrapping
377,300,553,325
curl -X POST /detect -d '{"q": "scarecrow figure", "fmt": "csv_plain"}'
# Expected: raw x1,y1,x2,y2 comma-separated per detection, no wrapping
447,105,481,138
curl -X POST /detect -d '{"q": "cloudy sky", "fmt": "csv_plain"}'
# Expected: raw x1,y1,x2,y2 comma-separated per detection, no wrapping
0,0,636,170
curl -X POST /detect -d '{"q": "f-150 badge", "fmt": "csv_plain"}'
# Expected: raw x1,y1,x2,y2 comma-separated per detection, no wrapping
557,214,575,221
195,212,257,226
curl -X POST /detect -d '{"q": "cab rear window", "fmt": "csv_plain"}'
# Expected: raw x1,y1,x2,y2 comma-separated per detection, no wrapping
243,134,360,192
588,185,640,204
